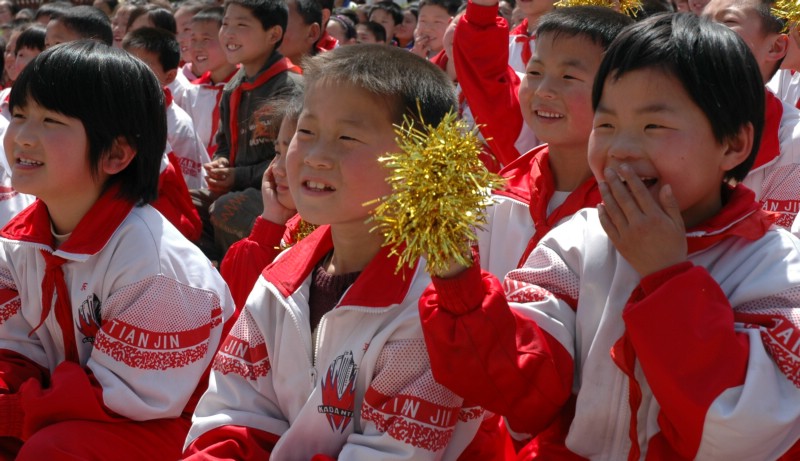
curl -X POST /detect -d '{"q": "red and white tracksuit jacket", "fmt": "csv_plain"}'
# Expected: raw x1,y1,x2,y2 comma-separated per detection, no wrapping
0,187,234,438
508,18,534,74
166,92,209,190
454,2,540,169
182,70,236,156
185,227,495,460
741,90,800,230
477,144,601,280
421,185,800,460
167,64,197,112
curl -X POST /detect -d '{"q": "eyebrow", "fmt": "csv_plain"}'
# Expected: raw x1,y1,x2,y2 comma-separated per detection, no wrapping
596,102,677,115
529,58,591,72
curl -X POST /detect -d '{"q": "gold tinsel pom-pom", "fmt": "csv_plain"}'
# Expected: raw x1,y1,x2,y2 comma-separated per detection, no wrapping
772,0,800,31
367,110,505,275
554,0,641,17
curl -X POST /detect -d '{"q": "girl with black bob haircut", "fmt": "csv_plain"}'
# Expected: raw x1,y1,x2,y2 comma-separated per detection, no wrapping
10,39,165,204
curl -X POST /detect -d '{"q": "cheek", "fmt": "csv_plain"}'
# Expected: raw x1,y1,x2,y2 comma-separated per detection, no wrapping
586,136,607,180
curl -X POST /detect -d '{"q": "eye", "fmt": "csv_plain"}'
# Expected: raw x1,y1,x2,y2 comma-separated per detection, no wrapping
644,124,667,130
339,135,361,142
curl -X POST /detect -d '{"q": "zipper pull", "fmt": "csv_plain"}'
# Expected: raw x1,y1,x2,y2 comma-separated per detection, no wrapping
310,367,317,387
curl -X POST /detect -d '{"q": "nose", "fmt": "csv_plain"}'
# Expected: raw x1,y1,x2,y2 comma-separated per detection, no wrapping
605,130,642,163
302,140,334,169
533,74,558,100
9,120,37,148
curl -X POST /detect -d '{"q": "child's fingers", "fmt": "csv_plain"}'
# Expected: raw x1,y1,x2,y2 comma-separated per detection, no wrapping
603,168,639,222
598,180,626,228
658,184,684,228
616,164,660,214
597,203,620,241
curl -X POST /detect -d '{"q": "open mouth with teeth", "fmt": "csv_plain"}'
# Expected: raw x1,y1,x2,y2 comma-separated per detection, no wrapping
17,158,43,167
620,176,658,189
536,110,564,119
305,180,335,192
226,44,241,51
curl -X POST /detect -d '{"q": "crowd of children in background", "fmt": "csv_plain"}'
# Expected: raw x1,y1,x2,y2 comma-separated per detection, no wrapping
0,0,797,458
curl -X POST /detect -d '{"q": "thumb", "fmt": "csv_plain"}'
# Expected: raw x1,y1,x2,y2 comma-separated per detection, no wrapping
659,184,684,227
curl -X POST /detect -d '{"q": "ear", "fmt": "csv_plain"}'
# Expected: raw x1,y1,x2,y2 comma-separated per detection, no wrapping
767,33,789,66
101,137,137,175
267,25,283,46
720,122,754,173
307,21,321,44
164,68,178,85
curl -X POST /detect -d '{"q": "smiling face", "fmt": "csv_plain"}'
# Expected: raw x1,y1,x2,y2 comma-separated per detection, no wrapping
589,68,751,228
286,81,396,230
191,19,228,76
219,3,279,76
415,4,450,53
5,98,103,215
518,32,603,152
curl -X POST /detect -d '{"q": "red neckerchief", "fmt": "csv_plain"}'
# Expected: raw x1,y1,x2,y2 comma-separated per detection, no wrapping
753,89,782,170
511,19,533,66
263,225,417,307
316,31,338,52
228,57,300,165
2,185,135,363
429,49,448,70
163,86,173,110
191,70,237,148
497,145,601,267
685,184,776,254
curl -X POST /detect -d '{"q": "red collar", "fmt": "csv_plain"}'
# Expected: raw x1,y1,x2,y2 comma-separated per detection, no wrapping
752,90,783,171
0,185,134,258
191,68,238,86
510,18,529,36
686,185,776,254
163,86,173,109
263,226,418,308
316,31,338,52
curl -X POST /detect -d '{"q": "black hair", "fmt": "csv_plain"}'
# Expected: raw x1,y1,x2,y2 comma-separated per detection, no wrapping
52,5,113,46
290,0,322,27
191,5,224,26
122,26,180,72
302,43,456,128
0,0,17,16
332,6,358,25
223,0,287,48
328,14,355,39
418,0,461,17
126,5,177,34
537,6,634,49
174,0,214,17
33,1,71,22
593,12,764,182
14,24,45,53
10,40,165,204
359,21,386,43
370,0,403,25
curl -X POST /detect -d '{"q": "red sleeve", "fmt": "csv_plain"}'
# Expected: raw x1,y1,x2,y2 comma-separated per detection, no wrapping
623,262,750,458
151,154,203,242
454,1,523,167
419,263,572,435
183,425,279,460
16,361,128,439
0,350,48,394
219,216,285,311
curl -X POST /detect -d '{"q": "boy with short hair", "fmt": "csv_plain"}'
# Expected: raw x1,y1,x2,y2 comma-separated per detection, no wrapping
704,0,800,229
183,6,238,154
460,5,633,279
192,0,302,261
356,21,387,44
44,5,112,48
421,13,800,459
369,0,402,44
411,0,459,59
184,44,496,460
122,27,209,191
278,0,322,66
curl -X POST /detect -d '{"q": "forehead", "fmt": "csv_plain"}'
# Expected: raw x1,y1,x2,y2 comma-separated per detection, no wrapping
192,19,220,33
303,80,395,125
529,32,604,70
418,5,450,19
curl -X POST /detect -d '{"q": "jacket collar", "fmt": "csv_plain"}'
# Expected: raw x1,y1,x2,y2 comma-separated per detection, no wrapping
0,184,134,260
263,225,419,308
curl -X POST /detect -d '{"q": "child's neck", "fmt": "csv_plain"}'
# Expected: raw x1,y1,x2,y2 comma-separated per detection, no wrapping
326,224,385,275
242,49,275,79
547,144,593,192
210,64,238,84
46,188,104,237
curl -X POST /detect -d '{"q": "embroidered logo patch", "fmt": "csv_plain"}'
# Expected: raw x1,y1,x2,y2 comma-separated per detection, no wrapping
318,350,358,433
76,294,101,344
